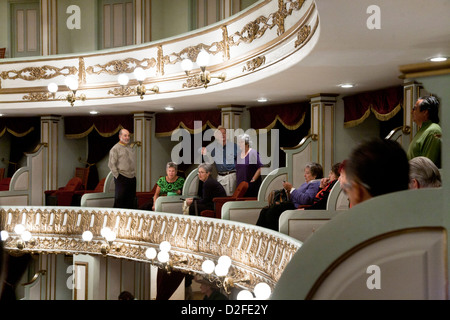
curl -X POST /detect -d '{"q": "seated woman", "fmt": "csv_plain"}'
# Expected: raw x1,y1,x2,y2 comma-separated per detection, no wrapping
146,162,185,211
185,163,227,215
236,134,263,197
304,162,341,210
408,156,441,189
256,162,323,231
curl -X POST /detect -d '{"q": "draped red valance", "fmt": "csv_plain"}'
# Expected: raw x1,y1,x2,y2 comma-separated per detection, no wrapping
343,85,403,128
64,115,134,138
249,101,309,130
155,110,221,137
0,117,40,137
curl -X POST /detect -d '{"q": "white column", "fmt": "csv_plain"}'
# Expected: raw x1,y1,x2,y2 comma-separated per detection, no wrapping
219,104,245,129
309,94,338,174
40,115,61,191
134,112,153,192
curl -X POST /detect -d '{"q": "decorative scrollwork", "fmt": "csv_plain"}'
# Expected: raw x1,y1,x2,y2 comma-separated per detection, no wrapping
0,65,77,81
295,24,311,48
243,56,266,72
86,57,157,75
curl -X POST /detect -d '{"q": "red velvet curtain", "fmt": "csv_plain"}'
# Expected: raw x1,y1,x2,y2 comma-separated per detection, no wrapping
343,85,403,128
0,117,39,138
155,269,186,300
249,101,309,130
155,110,221,137
64,115,134,138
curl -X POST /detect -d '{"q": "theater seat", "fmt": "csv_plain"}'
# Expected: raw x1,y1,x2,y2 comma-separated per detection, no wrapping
45,177,83,206
201,181,249,219
136,177,161,209
71,178,107,206
0,177,11,191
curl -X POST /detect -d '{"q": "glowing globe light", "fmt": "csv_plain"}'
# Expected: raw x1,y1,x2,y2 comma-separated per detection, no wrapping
118,74,129,86
159,241,171,252
218,255,231,269
14,224,25,235
21,230,32,242
1,230,9,241
82,230,93,241
145,248,157,260
157,251,170,263
201,260,215,274
237,290,254,300
254,282,271,300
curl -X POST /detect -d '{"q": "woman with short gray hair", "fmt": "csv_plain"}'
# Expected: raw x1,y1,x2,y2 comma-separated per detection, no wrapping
409,156,441,189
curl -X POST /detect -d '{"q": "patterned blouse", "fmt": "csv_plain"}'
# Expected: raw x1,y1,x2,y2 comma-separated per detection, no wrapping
156,176,185,195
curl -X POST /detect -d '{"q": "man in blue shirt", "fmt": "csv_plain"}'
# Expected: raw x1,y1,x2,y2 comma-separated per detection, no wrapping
201,126,239,196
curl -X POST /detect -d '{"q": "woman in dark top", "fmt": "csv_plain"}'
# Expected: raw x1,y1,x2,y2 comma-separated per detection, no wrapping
236,134,263,197
186,163,226,215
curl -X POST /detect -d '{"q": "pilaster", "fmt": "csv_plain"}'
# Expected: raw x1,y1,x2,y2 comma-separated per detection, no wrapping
134,112,154,192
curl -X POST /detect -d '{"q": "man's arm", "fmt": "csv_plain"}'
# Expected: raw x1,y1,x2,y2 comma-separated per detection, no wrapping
108,148,119,178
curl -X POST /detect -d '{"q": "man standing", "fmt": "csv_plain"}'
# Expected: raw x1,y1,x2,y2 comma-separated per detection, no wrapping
108,128,136,209
201,126,239,196
407,95,442,168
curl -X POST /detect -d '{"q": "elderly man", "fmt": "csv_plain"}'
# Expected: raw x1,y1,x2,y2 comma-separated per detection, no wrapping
108,128,136,209
201,126,239,196
407,95,442,168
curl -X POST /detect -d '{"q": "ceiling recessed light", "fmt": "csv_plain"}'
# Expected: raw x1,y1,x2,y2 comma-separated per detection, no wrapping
257,98,268,103
165,106,174,111
339,83,354,88
90,111,98,115
428,56,448,62
0,114,3,117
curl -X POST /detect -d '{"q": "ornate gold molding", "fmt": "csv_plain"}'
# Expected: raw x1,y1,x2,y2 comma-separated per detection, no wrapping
86,57,157,76
0,207,301,290
295,24,311,48
0,65,77,81
243,56,266,72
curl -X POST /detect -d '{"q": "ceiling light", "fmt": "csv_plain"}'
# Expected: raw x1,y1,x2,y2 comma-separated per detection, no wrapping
165,106,174,111
339,83,354,88
428,56,448,62
0,114,3,117
90,111,98,115
257,98,268,103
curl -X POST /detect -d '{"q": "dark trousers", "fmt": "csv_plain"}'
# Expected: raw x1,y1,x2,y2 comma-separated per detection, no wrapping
114,174,136,209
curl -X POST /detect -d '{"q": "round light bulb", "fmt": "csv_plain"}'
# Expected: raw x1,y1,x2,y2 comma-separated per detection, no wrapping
214,264,229,277
197,50,210,67
159,241,171,252
1,230,9,241
21,230,32,242
201,260,215,274
118,74,129,86
237,290,254,300
134,67,146,81
254,282,272,300
181,59,193,72
157,251,170,263
82,230,93,241
429,56,447,62
218,255,232,269
145,248,157,260
65,76,78,91
48,82,58,93
105,230,116,242
14,224,25,235
100,227,111,238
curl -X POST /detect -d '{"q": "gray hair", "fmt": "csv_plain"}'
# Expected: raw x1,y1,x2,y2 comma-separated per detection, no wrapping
198,163,213,173
237,134,252,147
305,162,324,179
166,162,178,171
409,156,441,188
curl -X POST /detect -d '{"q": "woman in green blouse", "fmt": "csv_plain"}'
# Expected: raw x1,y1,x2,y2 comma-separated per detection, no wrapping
152,162,185,210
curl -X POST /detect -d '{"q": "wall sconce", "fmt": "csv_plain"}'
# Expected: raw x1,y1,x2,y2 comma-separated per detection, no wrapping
1,224,34,250
144,241,188,274
47,76,86,107
110,68,159,99
181,50,226,88
237,282,272,300
200,255,248,294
